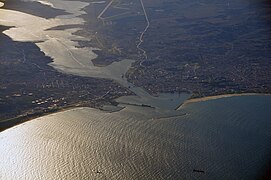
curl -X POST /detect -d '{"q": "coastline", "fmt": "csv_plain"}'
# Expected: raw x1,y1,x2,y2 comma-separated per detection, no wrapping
0,105,82,132
177,93,271,110
2,93,271,132
0,101,125,133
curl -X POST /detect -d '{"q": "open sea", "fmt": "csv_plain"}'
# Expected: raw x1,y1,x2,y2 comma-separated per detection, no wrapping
1,0,271,179
1,95,271,179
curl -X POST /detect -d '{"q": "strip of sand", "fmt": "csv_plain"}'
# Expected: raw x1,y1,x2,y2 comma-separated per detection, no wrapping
178,93,271,110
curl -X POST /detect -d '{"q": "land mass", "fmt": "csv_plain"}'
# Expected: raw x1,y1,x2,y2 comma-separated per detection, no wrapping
1,0,271,131
0,25,132,131
76,0,271,97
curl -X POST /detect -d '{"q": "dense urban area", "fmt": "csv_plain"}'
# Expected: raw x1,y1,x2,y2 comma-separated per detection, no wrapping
77,0,271,97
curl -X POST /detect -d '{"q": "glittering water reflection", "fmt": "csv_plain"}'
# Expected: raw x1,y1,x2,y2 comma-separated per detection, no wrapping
1,96,271,179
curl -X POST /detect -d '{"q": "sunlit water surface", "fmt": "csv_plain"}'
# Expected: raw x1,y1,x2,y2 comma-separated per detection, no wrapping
0,0,184,106
1,95,271,179
1,1,271,179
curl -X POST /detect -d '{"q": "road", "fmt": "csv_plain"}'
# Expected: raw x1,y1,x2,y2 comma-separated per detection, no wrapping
97,0,150,67
97,0,115,19
137,0,150,67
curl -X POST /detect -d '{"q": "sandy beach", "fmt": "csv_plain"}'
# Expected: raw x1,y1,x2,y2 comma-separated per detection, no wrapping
178,93,271,110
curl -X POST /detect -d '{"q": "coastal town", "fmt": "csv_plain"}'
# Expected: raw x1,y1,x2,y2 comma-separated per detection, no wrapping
1,0,271,179
1,0,271,130
0,26,132,130
78,0,271,98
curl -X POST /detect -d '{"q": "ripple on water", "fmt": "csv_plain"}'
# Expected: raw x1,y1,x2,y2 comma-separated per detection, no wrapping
0,95,271,179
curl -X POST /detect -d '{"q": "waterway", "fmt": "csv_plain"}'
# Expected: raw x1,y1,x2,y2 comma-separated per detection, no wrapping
0,1,271,179
0,0,186,108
